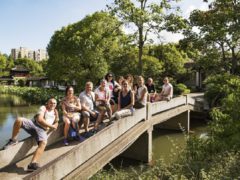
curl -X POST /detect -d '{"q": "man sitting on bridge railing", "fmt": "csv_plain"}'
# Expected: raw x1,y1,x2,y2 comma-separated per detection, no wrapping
79,81,106,136
146,77,156,103
155,77,173,101
3,98,59,172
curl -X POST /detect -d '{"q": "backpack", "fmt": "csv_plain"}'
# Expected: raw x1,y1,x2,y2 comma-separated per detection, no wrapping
68,124,77,138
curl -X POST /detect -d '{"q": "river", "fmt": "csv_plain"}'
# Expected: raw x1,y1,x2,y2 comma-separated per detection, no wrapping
0,94,39,148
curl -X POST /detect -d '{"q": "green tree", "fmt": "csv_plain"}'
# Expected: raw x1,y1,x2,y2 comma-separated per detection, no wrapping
110,49,138,76
149,44,187,78
6,56,15,70
15,58,43,76
0,54,7,73
186,0,240,74
108,0,186,75
47,12,125,88
142,55,163,82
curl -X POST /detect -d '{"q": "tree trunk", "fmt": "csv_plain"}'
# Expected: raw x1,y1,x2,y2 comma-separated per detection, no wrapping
220,42,227,71
138,27,144,75
231,47,237,74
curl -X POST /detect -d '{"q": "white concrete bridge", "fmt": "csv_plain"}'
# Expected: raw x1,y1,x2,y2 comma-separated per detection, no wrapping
0,93,207,180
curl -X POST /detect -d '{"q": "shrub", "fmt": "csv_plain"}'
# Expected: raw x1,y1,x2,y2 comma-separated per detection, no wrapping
174,83,190,95
0,86,64,104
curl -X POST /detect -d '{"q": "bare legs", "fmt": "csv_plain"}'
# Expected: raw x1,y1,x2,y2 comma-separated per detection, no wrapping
63,118,70,139
31,141,47,163
11,117,46,164
94,110,105,130
11,117,23,140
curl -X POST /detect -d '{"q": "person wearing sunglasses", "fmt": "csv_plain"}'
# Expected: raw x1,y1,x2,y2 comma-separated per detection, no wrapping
105,73,121,112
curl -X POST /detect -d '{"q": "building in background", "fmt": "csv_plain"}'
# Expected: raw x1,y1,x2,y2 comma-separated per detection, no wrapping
35,49,48,61
11,47,48,61
28,50,35,60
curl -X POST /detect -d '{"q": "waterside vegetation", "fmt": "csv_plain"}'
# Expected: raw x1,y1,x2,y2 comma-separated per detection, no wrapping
0,86,64,104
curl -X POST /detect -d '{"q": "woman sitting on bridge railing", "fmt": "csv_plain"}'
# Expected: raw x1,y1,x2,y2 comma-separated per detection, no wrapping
94,79,112,130
62,86,84,146
105,73,121,113
110,80,134,122
134,76,148,108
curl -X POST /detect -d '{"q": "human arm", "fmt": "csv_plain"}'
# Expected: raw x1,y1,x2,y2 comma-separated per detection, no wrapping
52,110,59,130
73,97,81,111
117,91,121,111
139,87,147,101
61,101,68,116
36,107,58,130
159,87,164,96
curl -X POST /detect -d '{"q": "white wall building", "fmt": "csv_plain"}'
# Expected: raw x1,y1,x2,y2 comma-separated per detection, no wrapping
11,47,48,61
35,49,48,61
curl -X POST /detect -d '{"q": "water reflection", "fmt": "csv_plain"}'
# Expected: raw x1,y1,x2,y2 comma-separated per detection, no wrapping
0,94,39,147
0,94,29,107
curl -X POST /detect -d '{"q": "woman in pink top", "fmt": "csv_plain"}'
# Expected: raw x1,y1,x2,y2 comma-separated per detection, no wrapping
94,79,112,130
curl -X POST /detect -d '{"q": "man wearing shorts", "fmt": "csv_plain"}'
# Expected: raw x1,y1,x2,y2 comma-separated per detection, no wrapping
3,98,59,171
79,81,99,137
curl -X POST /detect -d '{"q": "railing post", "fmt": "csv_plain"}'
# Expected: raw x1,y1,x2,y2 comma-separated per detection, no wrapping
187,109,190,133
147,125,153,164
185,94,188,105
146,102,152,120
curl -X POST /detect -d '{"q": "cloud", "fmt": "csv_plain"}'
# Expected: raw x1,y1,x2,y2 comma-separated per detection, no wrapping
184,5,197,18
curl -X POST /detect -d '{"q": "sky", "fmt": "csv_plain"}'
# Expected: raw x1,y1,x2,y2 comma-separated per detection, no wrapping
0,0,210,55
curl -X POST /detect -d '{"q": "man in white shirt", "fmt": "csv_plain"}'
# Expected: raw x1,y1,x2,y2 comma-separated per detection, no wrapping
3,98,59,171
79,81,105,136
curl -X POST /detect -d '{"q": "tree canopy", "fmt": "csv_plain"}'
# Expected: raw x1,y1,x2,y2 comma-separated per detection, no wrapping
15,58,43,76
47,12,126,88
0,54,7,73
183,0,240,74
107,0,186,75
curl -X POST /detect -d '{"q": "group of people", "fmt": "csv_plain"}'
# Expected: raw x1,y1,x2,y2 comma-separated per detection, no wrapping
3,73,173,171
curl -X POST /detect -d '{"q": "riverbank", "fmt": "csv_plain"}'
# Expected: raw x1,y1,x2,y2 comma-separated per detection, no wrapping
0,85,64,104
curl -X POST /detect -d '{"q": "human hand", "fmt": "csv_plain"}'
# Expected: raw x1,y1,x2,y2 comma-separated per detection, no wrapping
90,111,96,117
67,113,73,118
51,123,58,131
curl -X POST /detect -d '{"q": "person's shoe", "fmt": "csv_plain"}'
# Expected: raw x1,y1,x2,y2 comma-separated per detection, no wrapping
109,115,116,121
115,113,121,120
90,128,98,135
27,162,40,172
63,139,69,146
3,139,18,150
82,132,92,138
107,120,114,126
75,135,85,142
